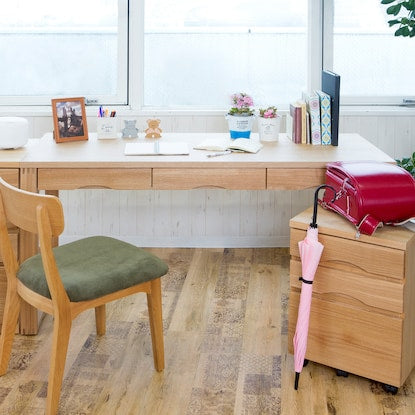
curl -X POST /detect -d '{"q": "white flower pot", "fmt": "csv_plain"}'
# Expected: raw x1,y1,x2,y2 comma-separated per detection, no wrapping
226,114,254,139
258,116,281,142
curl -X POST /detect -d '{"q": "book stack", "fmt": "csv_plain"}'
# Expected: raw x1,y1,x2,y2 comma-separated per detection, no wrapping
286,71,340,146
287,91,330,145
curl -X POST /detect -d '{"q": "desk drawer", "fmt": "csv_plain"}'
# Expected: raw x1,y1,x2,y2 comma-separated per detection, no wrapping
38,168,152,190
0,169,19,187
290,228,404,280
290,259,404,314
288,290,403,386
267,168,325,190
153,168,266,190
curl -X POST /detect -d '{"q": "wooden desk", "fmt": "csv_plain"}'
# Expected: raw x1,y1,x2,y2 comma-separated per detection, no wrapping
1,132,395,333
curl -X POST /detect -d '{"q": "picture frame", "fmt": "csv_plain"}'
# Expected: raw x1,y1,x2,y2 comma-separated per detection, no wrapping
51,97,88,143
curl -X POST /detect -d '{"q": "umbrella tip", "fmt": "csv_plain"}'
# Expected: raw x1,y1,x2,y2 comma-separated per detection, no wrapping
294,372,300,390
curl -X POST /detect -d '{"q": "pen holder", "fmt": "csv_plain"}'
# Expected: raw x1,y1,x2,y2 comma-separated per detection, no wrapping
97,118,118,139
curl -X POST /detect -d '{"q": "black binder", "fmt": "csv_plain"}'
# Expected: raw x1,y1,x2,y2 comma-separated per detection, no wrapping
322,70,340,146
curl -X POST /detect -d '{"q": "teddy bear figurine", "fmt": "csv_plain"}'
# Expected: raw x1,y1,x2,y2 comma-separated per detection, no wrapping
145,119,162,138
121,120,138,138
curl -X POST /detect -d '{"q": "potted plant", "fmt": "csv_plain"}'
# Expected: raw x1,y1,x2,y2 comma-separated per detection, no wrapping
381,0,415,37
226,92,255,139
257,106,280,142
396,152,415,177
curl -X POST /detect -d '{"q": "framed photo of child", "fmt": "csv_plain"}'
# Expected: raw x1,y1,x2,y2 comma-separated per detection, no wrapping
51,97,88,143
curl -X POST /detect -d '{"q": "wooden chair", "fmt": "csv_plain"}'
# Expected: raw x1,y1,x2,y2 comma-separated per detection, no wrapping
0,178,168,414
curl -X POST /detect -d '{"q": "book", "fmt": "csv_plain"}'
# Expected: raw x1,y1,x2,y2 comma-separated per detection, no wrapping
297,100,307,144
286,113,294,141
124,141,189,155
193,138,262,154
304,92,321,145
289,102,302,144
316,90,331,145
322,70,341,146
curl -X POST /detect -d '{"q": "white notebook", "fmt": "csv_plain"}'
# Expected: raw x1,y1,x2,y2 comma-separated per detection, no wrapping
193,138,262,154
125,141,189,156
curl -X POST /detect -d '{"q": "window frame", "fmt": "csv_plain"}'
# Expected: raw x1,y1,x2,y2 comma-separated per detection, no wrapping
0,0,128,107
1,0,414,110
322,0,415,107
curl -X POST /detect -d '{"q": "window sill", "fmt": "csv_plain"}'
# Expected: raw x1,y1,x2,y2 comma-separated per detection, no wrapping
0,105,414,118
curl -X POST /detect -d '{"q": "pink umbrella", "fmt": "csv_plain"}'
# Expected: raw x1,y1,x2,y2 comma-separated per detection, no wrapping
293,184,336,390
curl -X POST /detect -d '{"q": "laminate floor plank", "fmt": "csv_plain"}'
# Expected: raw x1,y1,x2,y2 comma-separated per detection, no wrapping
0,248,414,414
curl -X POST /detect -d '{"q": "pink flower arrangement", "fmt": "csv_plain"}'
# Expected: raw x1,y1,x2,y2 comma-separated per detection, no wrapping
228,93,254,116
259,106,278,118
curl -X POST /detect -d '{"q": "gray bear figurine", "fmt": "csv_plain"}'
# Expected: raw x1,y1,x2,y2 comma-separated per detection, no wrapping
121,120,138,138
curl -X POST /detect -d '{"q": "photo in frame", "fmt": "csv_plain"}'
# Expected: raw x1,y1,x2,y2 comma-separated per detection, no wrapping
51,97,88,143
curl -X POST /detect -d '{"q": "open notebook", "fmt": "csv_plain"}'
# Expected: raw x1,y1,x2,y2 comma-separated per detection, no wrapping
125,141,189,156
194,138,262,154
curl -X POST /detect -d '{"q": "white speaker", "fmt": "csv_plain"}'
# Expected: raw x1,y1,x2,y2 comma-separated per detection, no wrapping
0,117,29,149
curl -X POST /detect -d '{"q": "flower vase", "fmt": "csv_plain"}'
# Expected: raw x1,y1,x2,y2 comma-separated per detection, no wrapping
258,115,281,142
226,114,255,139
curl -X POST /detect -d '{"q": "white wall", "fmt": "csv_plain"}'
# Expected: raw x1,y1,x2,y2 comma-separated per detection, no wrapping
26,109,415,247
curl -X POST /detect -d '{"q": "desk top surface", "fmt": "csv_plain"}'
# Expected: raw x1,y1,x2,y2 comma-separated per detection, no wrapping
1,132,395,169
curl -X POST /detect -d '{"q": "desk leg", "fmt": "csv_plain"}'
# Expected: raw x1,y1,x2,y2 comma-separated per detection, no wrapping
18,168,39,334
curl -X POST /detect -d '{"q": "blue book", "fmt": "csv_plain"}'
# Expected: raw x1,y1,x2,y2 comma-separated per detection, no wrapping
322,70,341,146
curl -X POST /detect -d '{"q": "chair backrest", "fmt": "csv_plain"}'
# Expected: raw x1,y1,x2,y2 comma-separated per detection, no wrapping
0,177,67,303
0,177,64,237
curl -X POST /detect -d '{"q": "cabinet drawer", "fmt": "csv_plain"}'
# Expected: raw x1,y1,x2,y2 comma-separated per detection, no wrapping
267,168,325,190
288,290,403,386
290,259,404,314
0,169,19,187
290,228,404,280
38,168,152,190
153,168,266,190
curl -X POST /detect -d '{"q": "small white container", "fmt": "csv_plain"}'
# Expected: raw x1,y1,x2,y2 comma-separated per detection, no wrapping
258,116,281,142
0,117,29,149
97,118,118,139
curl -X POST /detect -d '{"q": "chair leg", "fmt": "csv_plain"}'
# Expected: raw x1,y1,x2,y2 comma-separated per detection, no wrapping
95,304,106,336
0,286,21,375
45,313,72,415
147,278,164,371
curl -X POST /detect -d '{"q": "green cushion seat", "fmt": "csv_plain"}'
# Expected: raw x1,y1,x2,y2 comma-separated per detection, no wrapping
17,236,168,302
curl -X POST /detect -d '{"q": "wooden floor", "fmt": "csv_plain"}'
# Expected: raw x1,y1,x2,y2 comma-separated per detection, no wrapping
1,248,415,414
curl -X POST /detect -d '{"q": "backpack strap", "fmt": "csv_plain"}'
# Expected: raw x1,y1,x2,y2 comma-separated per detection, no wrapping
357,214,382,237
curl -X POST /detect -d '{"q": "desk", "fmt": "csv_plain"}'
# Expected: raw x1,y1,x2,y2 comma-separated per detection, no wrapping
1,132,395,333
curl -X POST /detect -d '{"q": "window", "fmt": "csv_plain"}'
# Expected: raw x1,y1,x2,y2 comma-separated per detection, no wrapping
143,0,308,109
0,0,127,106
1,1,413,109
324,0,415,105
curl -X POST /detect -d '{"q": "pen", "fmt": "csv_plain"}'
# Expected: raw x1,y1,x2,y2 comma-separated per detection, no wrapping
98,106,103,117
207,150,232,158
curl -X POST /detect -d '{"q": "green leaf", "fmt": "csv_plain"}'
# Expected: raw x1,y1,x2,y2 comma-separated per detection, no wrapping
387,4,403,15
403,0,415,10
388,18,401,25
381,0,396,3
395,26,410,35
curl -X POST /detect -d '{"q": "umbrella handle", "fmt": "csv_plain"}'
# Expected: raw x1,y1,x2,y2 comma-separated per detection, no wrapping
311,184,337,228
